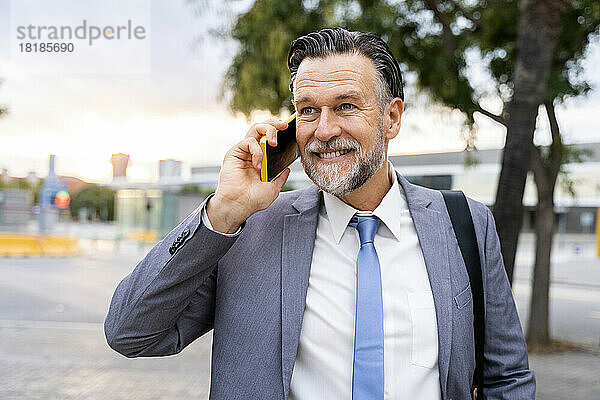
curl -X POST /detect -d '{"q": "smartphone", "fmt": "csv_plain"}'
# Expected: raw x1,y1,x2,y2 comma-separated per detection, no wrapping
260,113,299,182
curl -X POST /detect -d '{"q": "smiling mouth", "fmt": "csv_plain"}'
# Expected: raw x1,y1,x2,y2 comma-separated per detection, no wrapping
315,149,352,159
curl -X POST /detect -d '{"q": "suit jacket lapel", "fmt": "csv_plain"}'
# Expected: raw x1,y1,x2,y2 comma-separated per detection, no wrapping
397,173,453,399
279,176,453,398
281,185,320,398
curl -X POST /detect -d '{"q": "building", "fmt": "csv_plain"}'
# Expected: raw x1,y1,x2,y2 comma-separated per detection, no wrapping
187,142,600,233
391,143,600,233
159,159,183,183
110,159,204,240
0,189,32,229
111,143,600,239
110,153,130,182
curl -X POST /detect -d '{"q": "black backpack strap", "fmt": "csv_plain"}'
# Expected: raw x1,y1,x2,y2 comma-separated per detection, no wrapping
441,190,485,399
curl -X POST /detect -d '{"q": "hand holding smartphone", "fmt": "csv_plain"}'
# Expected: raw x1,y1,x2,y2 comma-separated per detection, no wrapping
260,113,298,182
206,116,292,233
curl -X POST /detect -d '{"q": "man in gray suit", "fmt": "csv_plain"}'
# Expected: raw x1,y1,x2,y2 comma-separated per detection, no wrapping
105,28,535,399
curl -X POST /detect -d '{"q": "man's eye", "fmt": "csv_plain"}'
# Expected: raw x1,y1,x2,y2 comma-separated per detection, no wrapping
340,103,355,111
301,107,314,115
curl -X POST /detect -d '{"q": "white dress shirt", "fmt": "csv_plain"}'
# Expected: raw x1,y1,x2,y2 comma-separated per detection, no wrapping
202,163,441,399
288,163,441,400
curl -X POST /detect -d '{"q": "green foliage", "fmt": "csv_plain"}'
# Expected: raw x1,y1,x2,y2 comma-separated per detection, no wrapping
0,180,33,191
217,0,599,126
181,182,294,194
180,184,215,196
70,185,116,221
223,0,334,115
546,0,600,102
557,145,594,198
281,182,296,192
464,150,480,168
0,179,42,203
479,0,599,103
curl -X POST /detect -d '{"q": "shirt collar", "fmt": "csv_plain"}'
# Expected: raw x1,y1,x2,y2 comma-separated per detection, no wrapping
322,161,407,244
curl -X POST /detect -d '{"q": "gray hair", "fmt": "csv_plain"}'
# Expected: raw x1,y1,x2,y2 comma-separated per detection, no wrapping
288,28,404,111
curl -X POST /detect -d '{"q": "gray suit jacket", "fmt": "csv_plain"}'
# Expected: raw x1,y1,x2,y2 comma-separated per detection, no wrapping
105,172,535,399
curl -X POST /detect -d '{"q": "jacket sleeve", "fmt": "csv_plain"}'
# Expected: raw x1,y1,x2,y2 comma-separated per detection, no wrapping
104,196,241,358
481,207,536,399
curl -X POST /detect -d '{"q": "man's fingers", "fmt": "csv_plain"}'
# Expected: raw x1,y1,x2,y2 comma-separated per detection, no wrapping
264,117,288,131
245,119,288,146
271,168,290,191
245,123,269,140
247,138,263,169
257,125,278,147
230,138,263,168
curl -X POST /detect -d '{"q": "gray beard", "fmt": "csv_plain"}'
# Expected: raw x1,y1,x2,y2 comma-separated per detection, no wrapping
300,125,387,197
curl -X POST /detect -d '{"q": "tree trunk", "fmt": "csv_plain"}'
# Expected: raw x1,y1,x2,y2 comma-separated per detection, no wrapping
527,102,564,349
527,180,554,348
492,0,567,283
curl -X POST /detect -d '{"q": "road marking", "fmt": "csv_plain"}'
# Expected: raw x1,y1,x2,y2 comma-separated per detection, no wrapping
590,311,600,319
0,319,102,331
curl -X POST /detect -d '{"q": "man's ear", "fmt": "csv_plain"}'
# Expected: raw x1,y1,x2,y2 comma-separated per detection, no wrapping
384,98,404,140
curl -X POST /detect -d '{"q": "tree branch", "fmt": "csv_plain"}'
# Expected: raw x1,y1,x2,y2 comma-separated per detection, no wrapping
544,100,561,146
544,100,564,177
423,0,457,55
475,104,507,126
530,142,547,187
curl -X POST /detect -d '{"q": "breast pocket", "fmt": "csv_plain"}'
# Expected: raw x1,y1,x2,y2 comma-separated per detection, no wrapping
454,284,473,310
408,290,439,368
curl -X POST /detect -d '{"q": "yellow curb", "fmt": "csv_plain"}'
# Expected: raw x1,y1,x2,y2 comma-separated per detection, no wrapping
125,230,158,243
0,233,80,257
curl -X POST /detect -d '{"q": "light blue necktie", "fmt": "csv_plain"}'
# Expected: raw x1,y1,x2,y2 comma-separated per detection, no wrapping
349,215,384,400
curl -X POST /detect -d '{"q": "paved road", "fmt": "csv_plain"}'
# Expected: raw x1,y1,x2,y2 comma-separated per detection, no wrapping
0,237,598,399
0,242,213,399
513,233,600,347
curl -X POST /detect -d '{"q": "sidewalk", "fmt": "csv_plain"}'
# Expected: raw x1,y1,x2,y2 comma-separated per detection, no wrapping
529,349,600,399
0,323,597,399
0,234,598,398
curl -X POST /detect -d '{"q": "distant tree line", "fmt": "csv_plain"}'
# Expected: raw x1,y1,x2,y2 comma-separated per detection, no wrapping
180,183,295,194
70,185,115,222
0,179,42,203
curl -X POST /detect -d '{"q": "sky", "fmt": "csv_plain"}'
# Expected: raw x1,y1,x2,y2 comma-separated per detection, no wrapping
1,0,599,183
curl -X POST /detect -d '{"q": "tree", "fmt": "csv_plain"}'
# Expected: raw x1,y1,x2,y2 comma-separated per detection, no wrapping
221,0,336,115
0,178,42,207
180,184,216,197
70,185,116,222
486,0,597,347
492,0,563,284
208,0,600,348
215,0,599,280
526,103,591,348
477,0,597,347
